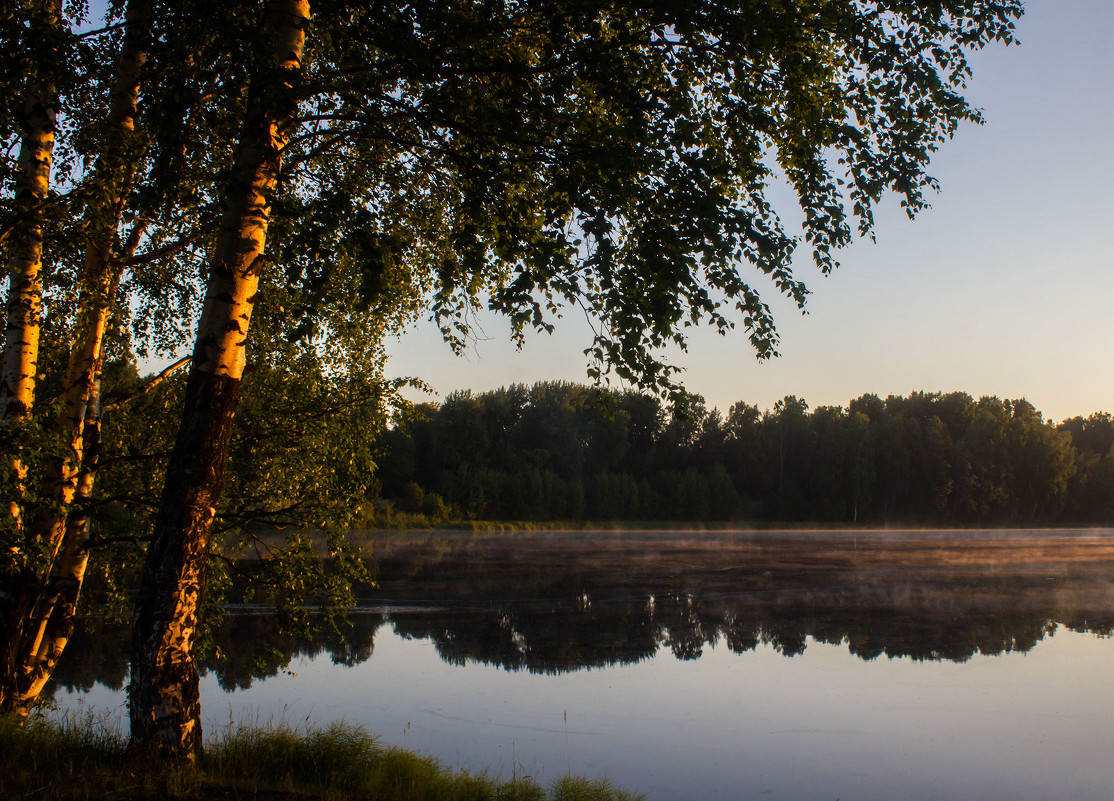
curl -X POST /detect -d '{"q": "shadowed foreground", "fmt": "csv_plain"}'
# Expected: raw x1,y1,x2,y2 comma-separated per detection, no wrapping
0,714,642,801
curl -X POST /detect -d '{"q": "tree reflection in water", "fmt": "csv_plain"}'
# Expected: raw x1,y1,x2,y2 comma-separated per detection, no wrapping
48,530,1114,696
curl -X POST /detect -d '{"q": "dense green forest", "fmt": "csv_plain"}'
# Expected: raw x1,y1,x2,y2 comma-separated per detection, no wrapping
374,382,1114,525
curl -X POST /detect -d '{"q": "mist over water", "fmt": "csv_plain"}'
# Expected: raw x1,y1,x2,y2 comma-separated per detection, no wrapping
50,530,1114,800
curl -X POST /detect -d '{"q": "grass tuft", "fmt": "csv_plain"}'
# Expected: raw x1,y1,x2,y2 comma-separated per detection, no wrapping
1,713,642,801
550,776,643,801
0,710,198,799
205,719,382,793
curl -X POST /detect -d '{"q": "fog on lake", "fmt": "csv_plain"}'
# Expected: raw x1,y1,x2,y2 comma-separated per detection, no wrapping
51,529,1114,800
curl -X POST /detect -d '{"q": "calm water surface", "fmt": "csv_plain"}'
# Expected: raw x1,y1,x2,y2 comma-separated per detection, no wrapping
51,529,1114,800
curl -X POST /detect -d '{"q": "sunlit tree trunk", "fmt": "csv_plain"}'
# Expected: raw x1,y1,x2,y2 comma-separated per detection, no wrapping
1,0,61,497
0,0,62,716
0,0,149,717
46,0,148,526
4,383,103,713
0,97,51,424
128,0,309,759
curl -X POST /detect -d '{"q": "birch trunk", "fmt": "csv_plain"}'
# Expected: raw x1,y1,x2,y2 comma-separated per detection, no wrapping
128,0,309,759
2,384,102,714
0,1,58,424
0,0,61,714
0,100,51,424
0,0,149,717
1,0,60,527
46,0,148,518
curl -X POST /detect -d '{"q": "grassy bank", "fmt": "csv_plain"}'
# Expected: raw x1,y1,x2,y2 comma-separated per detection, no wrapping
0,714,642,801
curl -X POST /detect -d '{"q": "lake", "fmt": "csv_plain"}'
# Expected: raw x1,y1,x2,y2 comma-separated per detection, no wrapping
49,529,1114,800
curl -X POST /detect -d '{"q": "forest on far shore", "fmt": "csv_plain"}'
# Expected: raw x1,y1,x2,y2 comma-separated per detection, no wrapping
374,382,1114,526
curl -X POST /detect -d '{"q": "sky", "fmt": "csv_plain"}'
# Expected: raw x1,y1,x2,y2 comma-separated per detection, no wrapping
385,1,1114,424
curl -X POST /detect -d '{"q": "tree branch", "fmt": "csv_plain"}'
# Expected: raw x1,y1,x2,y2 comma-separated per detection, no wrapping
116,231,203,268
85,493,160,512
213,501,308,535
88,450,174,468
71,21,131,41
101,356,191,413
84,533,152,550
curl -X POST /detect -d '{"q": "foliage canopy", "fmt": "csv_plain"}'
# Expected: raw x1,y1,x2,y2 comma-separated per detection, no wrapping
1,0,1024,743
382,383,1106,525
261,1,1023,394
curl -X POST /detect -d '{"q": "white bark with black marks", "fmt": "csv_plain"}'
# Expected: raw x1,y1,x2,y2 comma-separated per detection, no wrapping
128,0,310,759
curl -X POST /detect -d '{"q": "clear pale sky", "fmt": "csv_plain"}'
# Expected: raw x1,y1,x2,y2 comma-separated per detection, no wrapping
386,1,1114,423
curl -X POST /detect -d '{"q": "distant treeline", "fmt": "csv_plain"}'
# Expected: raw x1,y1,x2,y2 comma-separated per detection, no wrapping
374,382,1114,525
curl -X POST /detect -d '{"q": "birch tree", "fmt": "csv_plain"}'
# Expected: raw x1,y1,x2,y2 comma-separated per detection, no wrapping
0,0,63,568
128,0,312,756
0,0,232,716
1,0,69,715
0,0,155,719
123,0,1023,759
0,0,411,720
0,0,61,428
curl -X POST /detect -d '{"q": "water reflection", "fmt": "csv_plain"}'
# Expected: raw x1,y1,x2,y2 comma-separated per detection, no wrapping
50,530,1114,695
